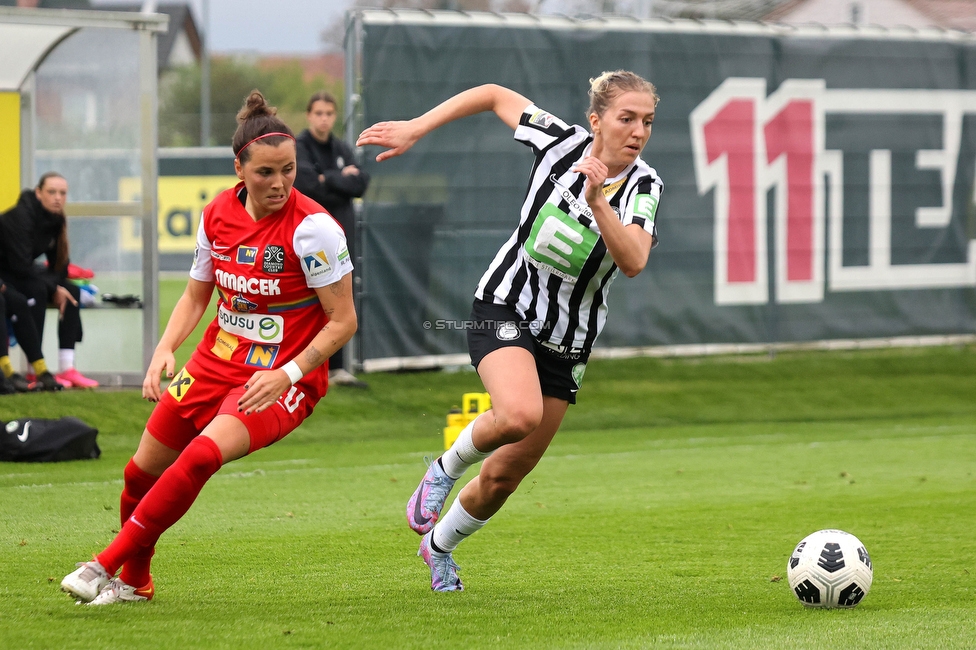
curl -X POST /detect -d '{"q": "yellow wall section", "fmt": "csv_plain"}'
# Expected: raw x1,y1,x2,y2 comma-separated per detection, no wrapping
119,175,238,253
0,92,21,213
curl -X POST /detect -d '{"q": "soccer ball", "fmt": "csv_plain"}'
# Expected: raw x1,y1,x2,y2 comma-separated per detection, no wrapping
786,529,873,608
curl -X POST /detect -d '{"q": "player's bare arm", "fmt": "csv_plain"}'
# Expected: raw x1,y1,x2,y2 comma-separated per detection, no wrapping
573,156,653,277
237,273,357,415
303,345,324,367
357,84,531,162
143,278,215,402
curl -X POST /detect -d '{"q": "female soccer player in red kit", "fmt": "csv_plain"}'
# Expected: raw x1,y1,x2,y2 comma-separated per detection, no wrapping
60,90,357,605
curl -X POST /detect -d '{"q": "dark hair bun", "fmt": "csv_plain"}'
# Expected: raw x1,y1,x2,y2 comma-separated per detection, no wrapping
237,90,278,124
231,89,294,162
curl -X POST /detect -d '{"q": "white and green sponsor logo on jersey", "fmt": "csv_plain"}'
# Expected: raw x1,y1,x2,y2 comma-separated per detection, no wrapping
572,362,586,388
524,203,599,282
634,193,659,223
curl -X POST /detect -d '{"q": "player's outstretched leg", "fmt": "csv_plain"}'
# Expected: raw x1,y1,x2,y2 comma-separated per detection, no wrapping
418,531,463,592
417,498,489,591
60,560,112,603
415,395,566,590
118,457,162,592
406,457,457,535
88,576,155,606
407,415,492,534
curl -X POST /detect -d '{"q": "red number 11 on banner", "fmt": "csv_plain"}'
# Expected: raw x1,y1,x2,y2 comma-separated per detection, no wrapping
691,79,826,306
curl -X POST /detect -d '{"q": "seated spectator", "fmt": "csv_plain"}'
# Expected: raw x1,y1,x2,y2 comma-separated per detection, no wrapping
0,172,97,389
0,282,60,392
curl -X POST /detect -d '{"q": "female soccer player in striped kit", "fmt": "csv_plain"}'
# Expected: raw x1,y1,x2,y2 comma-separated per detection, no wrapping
358,71,663,591
60,90,357,605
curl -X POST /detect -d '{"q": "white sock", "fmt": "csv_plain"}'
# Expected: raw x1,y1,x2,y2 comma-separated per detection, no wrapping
59,349,75,373
440,414,492,480
432,500,489,553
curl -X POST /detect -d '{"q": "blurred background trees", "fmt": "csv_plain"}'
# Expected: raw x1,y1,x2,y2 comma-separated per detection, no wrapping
159,56,342,147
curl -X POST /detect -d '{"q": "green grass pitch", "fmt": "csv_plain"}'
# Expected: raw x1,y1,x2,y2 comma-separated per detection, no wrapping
0,284,974,647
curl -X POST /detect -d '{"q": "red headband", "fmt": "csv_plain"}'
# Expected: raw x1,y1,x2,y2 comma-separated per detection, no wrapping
235,132,296,160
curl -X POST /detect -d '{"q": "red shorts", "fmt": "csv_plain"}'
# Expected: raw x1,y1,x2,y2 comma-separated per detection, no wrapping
146,354,316,454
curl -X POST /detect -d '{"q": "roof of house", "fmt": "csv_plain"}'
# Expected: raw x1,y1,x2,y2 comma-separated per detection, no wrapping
906,0,976,31
762,0,813,22
258,53,344,83
764,0,976,30
96,2,200,67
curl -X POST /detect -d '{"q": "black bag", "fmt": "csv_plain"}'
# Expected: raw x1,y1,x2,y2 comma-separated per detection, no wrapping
0,417,100,462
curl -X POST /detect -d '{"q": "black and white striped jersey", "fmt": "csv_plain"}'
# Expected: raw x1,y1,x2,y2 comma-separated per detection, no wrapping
475,104,664,353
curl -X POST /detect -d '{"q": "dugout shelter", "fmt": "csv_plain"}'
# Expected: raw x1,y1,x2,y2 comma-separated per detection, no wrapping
346,9,976,372
0,6,166,386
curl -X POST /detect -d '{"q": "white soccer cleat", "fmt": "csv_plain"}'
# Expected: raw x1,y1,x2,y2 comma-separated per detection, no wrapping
60,560,111,603
88,576,154,605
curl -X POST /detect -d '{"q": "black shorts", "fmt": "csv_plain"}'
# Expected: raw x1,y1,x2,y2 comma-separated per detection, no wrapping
466,299,590,405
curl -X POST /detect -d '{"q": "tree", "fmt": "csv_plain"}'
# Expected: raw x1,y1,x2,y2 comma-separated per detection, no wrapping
159,57,343,147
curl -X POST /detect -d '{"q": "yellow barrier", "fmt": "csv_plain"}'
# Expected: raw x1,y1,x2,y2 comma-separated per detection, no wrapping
443,391,491,450
0,92,20,213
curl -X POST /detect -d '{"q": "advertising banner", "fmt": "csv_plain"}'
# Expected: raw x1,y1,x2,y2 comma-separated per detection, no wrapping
356,12,976,363
119,174,237,254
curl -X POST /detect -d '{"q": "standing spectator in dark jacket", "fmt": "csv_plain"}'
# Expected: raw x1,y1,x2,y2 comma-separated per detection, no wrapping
295,91,369,387
0,172,98,389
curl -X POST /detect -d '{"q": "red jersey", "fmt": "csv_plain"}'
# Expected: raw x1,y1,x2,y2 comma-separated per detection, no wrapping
186,183,353,406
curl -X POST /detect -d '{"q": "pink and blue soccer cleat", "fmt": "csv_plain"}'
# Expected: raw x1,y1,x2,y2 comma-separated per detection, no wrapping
406,458,456,535
418,531,463,592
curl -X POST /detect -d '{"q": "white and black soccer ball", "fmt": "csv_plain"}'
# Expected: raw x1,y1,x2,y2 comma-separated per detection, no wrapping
787,529,873,608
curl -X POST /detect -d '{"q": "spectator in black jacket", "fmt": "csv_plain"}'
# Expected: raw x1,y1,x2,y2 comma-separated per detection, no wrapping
295,91,369,387
0,172,97,389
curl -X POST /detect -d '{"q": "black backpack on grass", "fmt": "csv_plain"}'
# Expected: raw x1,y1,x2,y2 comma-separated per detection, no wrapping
0,417,100,462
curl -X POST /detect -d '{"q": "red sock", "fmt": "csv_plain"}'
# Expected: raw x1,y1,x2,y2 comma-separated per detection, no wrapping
118,459,159,587
98,436,223,576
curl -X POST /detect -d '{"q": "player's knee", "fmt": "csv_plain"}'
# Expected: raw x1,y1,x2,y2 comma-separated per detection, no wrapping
479,469,523,502
131,433,180,477
3,290,27,313
179,436,223,476
492,405,543,444
479,453,540,501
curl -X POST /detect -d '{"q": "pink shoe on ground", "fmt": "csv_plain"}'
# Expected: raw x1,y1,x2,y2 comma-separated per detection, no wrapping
56,368,99,389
